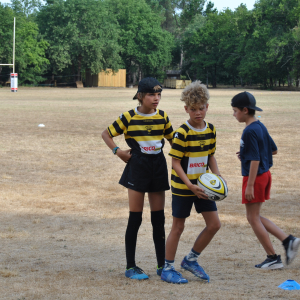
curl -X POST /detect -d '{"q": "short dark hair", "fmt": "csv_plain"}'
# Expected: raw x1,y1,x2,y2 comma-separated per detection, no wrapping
136,92,147,105
237,107,256,116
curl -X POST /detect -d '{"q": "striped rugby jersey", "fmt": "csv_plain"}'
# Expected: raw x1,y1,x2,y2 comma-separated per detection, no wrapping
108,107,173,154
169,121,216,196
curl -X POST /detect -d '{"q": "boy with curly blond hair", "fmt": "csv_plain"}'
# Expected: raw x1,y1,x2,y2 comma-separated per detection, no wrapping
161,81,226,284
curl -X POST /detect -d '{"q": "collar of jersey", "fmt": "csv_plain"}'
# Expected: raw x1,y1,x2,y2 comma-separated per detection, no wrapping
185,120,207,132
135,107,157,117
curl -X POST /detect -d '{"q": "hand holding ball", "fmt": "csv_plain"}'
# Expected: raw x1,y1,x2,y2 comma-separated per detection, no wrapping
197,173,228,201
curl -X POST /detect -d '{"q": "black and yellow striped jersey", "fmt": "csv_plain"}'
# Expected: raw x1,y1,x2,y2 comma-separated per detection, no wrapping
108,107,173,154
169,121,216,196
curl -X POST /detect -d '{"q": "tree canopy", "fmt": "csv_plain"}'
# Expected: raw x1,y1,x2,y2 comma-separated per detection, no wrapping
0,0,299,87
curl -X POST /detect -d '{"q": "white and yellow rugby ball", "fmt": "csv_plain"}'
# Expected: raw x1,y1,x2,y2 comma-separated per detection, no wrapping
197,173,228,201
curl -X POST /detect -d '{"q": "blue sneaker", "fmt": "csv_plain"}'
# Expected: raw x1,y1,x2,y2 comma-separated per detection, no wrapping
125,266,149,280
161,266,188,284
156,266,163,276
181,257,210,282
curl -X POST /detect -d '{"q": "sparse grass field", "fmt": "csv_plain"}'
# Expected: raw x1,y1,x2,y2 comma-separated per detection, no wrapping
0,87,299,300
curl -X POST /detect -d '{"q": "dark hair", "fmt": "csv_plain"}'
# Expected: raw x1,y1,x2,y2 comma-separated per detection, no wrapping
136,92,147,105
237,107,256,116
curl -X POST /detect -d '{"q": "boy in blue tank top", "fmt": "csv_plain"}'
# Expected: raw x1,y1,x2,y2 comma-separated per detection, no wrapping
232,91,300,269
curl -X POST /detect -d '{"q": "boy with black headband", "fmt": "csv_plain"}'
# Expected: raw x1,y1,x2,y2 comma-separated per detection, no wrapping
232,91,300,269
102,77,173,279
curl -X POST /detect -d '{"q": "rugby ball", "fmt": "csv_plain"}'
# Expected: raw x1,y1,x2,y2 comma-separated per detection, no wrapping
197,173,228,201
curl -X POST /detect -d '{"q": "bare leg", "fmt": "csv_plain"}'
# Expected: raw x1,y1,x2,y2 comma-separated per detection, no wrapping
148,191,165,211
245,202,275,255
260,216,288,242
128,189,145,212
192,211,221,253
165,217,186,261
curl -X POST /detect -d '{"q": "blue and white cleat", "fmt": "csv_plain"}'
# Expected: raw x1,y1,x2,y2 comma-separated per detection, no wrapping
125,266,149,280
181,257,210,282
161,266,188,284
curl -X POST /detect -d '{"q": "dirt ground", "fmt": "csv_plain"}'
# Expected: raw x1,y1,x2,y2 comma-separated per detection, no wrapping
0,86,299,300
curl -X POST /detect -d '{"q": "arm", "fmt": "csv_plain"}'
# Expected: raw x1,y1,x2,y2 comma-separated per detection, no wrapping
172,157,208,199
245,160,259,201
101,129,131,163
272,150,277,155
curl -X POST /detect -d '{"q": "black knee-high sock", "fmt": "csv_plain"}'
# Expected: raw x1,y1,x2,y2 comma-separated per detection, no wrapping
151,210,165,268
125,211,142,269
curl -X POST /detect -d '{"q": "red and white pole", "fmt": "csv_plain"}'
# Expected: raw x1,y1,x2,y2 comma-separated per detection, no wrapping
10,73,18,92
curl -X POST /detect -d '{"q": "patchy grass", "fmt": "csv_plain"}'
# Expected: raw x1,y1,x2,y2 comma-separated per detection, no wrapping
0,87,299,299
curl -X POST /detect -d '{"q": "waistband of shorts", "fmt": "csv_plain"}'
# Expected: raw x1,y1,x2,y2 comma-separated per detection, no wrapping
131,150,164,157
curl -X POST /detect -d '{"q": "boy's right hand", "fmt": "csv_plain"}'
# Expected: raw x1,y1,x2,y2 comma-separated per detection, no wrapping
190,185,209,199
116,149,132,163
236,151,241,161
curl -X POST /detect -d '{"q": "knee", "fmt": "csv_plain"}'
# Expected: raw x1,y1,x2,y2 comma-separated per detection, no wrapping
151,210,165,228
172,223,185,237
207,221,221,234
246,213,259,226
127,211,143,230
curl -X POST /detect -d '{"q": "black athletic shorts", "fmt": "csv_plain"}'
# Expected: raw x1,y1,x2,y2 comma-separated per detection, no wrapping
119,151,170,193
172,194,217,218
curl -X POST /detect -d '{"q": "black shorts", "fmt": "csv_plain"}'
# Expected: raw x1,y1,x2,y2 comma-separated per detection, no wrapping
119,151,170,193
172,194,217,218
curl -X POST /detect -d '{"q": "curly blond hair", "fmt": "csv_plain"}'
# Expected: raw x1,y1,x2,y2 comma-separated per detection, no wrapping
181,81,210,107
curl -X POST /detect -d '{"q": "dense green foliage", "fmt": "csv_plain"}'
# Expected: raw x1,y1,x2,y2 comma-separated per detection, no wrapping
0,0,299,87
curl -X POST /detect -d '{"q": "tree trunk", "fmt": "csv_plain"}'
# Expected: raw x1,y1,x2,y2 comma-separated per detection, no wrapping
206,70,208,88
77,54,82,82
139,67,142,82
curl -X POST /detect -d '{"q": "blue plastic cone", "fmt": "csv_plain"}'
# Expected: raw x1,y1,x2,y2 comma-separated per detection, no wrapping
278,280,300,290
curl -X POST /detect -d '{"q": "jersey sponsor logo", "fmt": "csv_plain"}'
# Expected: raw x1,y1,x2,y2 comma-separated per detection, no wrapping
142,146,156,152
187,156,208,175
189,162,207,168
138,140,162,154
174,132,179,139
145,125,153,134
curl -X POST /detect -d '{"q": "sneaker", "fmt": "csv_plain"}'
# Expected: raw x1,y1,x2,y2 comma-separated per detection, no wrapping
284,236,300,265
161,266,188,284
125,266,149,280
181,257,210,282
255,255,283,270
156,266,163,276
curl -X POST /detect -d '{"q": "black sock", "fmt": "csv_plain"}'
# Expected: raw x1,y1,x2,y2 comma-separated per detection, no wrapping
267,254,278,259
125,211,142,269
282,235,293,246
151,210,165,268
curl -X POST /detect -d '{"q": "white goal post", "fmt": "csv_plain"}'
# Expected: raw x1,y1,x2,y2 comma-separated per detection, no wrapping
0,17,17,92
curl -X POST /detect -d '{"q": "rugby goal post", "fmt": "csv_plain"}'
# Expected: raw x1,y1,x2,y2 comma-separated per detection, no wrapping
0,17,17,92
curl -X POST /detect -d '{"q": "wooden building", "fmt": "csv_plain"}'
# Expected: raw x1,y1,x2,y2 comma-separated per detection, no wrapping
85,69,126,87
164,70,191,89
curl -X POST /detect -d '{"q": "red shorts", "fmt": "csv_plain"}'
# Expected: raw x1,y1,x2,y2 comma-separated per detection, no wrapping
242,170,272,204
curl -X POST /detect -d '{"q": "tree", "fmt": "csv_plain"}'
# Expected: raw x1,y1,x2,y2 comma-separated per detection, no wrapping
37,0,122,80
0,2,49,84
0,4,14,79
108,0,174,83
